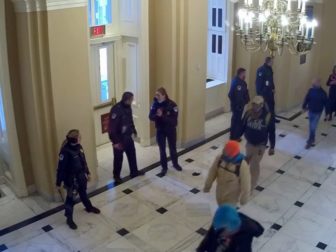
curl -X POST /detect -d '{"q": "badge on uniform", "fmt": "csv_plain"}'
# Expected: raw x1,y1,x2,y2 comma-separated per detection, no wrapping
266,81,269,86
259,72,262,77
237,85,242,91
111,113,117,119
173,107,178,112
59,154,64,161
80,149,84,153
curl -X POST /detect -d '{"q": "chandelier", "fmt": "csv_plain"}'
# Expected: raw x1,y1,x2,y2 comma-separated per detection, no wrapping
236,0,318,57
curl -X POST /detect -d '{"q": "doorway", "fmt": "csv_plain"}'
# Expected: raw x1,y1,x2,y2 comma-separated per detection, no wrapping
90,42,117,146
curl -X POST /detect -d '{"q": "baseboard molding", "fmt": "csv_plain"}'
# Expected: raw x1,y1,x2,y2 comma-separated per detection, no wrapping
27,184,37,195
205,107,225,120
179,135,206,149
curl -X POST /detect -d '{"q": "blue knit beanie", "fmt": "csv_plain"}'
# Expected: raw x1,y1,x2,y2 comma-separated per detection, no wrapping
213,204,242,232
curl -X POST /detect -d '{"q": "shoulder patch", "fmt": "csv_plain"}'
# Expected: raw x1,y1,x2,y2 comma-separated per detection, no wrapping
173,106,178,112
111,113,117,119
80,149,84,153
59,154,64,161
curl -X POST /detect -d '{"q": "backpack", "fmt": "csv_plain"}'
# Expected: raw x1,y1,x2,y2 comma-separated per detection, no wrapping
218,156,246,177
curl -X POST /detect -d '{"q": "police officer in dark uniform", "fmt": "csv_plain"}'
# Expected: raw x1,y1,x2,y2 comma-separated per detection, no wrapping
149,87,182,177
108,92,145,184
228,68,250,140
256,57,280,123
56,129,100,230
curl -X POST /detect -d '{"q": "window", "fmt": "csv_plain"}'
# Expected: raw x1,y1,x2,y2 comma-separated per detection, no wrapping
0,87,6,140
88,0,112,26
207,0,228,85
99,47,110,102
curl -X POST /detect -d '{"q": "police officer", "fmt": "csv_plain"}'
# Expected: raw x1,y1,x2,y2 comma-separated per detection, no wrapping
56,129,100,230
149,87,182,176
108,92,145,184
256,57,280,123
228,68,250,140
239,96,275,190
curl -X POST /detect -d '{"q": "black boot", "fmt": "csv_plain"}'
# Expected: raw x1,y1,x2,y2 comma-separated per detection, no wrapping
114,177,123,185
130,170,146,178
66,218,78,230
173,164,183,171
86,206,101,214
158,169,167,177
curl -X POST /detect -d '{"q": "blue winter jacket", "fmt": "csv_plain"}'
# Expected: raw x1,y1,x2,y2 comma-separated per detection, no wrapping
302,87,328,114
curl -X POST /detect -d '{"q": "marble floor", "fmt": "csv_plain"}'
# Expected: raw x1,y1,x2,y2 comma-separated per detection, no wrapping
0,113,232,231
1,110,336,251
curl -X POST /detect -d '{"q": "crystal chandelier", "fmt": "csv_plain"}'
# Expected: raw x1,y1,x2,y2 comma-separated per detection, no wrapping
236,0,318,57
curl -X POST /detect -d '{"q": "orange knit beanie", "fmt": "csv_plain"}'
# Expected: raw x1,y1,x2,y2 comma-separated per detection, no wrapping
224,140,240,158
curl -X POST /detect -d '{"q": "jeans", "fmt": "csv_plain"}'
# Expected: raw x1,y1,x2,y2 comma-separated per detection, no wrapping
308,112,321,144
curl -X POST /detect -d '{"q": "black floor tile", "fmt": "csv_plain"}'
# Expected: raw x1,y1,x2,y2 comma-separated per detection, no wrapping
192,172,201,176
185,158,194,163
190,188,200,194
117,228,130,236
294,201,304,207
276,169,285,175
328,167,336,172
294,155,302,160
255,186,265,192
42,225,53,232
321,133,328,137
279,134,286,138
0,245,8,252
156,207,168,214
316,242,327,250
270,223,282,231
210,146,218,150
313,182,322,188
122,189,133,195
196,228,208,236
332,124,336,128
293,125,300,128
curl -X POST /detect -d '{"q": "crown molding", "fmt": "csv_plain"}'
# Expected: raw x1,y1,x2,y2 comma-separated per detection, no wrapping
11,0,87,13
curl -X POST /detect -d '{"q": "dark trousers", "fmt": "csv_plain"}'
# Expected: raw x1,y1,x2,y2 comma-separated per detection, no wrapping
113,137,138,179
157,128,178,170
64,174,92,219
266,99,275,115
230,109,244,140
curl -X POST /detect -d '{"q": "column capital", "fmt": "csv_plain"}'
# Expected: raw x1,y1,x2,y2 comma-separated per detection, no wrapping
11,0,87,13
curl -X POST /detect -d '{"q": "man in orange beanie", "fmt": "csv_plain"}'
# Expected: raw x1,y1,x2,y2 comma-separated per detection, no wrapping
203,140,251,206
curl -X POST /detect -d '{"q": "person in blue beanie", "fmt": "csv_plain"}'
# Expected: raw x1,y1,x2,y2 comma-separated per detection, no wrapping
303,78,328,149
197,204,264,252
204,141,251,206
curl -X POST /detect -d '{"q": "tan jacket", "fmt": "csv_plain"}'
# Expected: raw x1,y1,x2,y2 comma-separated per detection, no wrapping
204,155,251,206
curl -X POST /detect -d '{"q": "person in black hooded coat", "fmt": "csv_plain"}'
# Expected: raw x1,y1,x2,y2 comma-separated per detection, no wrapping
197,205,264,252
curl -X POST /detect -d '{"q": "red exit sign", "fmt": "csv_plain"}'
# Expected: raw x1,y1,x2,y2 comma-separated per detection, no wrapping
90,25,106,38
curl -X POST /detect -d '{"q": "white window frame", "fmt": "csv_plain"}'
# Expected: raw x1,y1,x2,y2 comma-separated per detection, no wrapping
207,0,229,88
88,0,120,35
